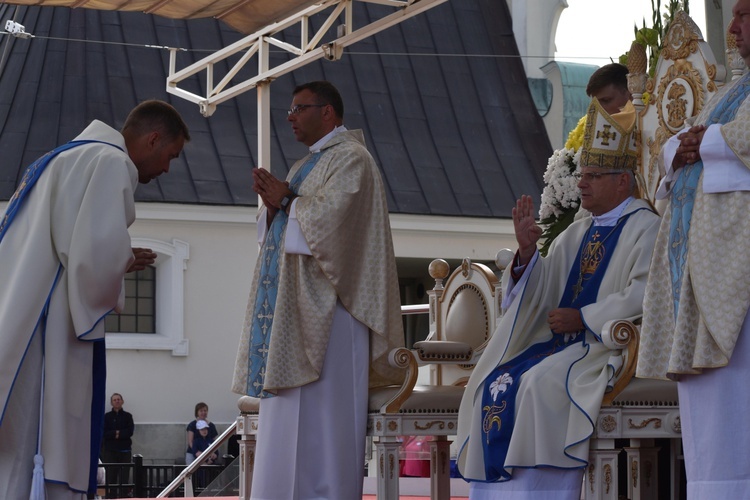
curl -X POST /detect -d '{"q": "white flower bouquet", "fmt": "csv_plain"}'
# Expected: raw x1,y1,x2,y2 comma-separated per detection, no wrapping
537,147,581,256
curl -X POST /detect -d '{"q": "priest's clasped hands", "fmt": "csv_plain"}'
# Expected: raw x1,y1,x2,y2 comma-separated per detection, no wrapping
673,124,706,170
253,167,294,213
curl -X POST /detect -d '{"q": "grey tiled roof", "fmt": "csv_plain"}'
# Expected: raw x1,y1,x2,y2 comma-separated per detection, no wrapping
0,0,550,217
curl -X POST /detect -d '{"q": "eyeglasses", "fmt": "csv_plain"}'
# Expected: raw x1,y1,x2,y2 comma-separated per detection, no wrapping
572,171,626,182
287,104,327,116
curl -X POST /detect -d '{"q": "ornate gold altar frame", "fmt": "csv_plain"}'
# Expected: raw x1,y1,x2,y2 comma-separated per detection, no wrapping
627,11,743,205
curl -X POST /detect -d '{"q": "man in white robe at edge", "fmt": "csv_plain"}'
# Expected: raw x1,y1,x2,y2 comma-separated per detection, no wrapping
638,1,750,496
231,80,404,500
0,100,190,500
456,98,660,499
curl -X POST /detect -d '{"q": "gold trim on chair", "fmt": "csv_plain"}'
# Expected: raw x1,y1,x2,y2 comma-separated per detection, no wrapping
381,347,419,413
601,319,639,406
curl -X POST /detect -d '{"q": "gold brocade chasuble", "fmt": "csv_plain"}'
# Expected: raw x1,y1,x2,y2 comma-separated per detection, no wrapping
232,130,404,394
639,76,750,378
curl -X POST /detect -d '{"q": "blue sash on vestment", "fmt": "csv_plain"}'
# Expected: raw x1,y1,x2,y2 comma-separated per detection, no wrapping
245,151,322,397
478,212,635,482
669,72,750,317
0,140,122,240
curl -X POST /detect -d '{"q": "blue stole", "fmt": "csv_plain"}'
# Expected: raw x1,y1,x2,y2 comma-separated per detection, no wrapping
0,140,123,240
245,152,322,397
668,72,750,317
478,213,634,482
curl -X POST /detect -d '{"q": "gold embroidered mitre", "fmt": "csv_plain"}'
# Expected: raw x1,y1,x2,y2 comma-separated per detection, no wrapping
580,98,638,170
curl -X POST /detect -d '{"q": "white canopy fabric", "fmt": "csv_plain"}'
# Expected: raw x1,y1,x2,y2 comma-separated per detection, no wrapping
1,0,319,34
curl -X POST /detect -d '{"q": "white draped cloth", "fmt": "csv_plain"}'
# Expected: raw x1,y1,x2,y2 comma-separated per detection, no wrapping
250,301,369,500
639,102,750,496
0,121,137,498
457,198,659,495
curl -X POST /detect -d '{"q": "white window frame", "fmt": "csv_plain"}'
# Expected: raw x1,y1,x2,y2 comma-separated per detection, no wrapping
105,237,190,356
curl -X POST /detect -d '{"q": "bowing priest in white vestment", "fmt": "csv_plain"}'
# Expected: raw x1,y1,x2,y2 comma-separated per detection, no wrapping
0,100,189,499
456,98,660,499
232,80,404,500
638,1,750,496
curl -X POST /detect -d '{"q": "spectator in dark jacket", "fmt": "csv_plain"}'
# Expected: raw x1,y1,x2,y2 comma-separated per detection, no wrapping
101,393,134,495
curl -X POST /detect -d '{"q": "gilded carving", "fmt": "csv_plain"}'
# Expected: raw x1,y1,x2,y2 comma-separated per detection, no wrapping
600,414,617,433
388,421,398,432
656,61,704,134
604,464,612,495
644,59,706,201
666,82,688,129
376,421,382,432
588,464,595,493
645,76,655,96
414,420,446,431
646,127,671,196
380,454,384,477
461,258,472,279
642,10,714,203
706,63,718,92
632,459,638,488
448,422,455,430
673,416,682,433
645,460,653,488
389,454,395,479
251,422,258,431
610,320,635,346
660,11,703,61
628,417,662,429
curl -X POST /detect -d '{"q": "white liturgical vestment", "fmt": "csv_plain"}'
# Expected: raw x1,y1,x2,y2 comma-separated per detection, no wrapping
0,121,137,498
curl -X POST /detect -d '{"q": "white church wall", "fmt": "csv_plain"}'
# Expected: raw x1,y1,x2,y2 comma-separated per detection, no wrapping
105,204,257,429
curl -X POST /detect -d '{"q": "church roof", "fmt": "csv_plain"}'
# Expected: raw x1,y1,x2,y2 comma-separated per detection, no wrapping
0,0,550,217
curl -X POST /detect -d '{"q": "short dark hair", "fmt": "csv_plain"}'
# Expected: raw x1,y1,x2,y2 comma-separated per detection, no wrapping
586,63,629,96
194,402,208,418
293,81,344,119
121,100,191,142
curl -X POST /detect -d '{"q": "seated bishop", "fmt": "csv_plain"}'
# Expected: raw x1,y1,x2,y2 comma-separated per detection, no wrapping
456,98,660,500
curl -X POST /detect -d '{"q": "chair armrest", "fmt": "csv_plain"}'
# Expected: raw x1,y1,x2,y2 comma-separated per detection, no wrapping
412,340,473,362
376,347,419,413
600,319,638,350
600,319,641,406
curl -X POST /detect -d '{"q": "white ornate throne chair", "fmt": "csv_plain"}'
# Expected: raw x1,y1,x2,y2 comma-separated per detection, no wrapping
367,254,510,500
584,10,738,500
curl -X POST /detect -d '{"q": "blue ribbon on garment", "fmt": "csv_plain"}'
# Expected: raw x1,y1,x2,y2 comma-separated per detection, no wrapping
668,72,750,317
0,139,123,242
246,151,322,397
